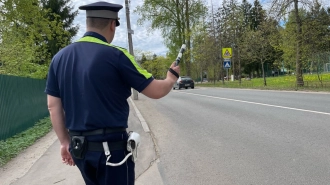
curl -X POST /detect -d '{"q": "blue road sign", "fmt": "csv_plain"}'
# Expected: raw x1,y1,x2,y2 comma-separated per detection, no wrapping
224,60,231,68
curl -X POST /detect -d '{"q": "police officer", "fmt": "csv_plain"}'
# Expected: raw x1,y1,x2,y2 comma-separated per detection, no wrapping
45,1,180,185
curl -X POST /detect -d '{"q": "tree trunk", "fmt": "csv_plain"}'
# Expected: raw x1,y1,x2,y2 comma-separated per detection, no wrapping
294,0,304,86
232,50,235,81
213,67,216,85
201,70,203,83
262,61,267,86
256,64,260,77
238,47,241,85
175,0,185,75
185,0,191,76
316,55,323,87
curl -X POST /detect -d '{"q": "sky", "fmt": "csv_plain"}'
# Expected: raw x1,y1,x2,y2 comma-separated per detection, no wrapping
70,0,329,56
71,0,169,56
70,0,229,56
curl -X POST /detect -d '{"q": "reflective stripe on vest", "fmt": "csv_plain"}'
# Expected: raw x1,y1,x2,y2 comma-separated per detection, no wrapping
77,36,152,79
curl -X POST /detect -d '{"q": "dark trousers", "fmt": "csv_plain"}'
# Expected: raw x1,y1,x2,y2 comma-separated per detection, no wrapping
70,132,135,185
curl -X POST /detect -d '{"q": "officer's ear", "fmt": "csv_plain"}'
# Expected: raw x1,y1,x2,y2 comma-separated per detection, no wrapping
109,19,116,31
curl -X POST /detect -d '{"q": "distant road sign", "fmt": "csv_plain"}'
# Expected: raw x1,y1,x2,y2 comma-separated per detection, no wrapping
224,59,231,68
222,48,232,58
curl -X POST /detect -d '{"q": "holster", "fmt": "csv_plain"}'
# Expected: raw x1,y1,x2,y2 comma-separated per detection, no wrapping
70,136,87,159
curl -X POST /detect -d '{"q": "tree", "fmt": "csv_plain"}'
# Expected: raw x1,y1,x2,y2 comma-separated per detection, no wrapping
134,49,154,64
303,2,330,84
278,4,330,78
191,25,213,82
237,0,267,79
213,0,256,82
0,0,66,78
241,20,278,86
140,54,148,65
40,0,79,59
270,0,314,86
304,2,330,57
141,56,172,79
250,0,266,31
135,0,207,76
241,0,253,28
237,0,253,81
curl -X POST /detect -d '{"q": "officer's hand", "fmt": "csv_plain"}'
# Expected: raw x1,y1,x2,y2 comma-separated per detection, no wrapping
61,143,75,166
167,61,180,81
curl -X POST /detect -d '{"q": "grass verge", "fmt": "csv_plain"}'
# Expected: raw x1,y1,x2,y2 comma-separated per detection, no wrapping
197,73,330,92
0,117,52,167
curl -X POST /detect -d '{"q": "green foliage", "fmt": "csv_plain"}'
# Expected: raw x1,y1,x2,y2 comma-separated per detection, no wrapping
41,0,79,59
250,0,266,31
241,18,280,85
189,0,330,86
0,117,52,167
1,0,50,78
270,0,310,85
278,13,296,70
303,3,330,74
135,0,208,75
196,73,330,91
279,6,330,74
141,55,172,79
191,27,213,81
0,0,77,79
141,54,147,64
240,0,253,28
135,0,330,84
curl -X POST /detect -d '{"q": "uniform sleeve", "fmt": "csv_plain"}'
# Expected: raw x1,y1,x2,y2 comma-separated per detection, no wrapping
45,60,61,98
118,52,154,92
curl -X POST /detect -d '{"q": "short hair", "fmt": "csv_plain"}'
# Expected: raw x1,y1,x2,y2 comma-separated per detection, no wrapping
86,17,115,30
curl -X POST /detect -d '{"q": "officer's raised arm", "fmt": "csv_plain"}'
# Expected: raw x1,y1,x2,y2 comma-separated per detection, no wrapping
141,62,180,99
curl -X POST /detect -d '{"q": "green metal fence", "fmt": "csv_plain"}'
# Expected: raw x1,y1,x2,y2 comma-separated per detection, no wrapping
0,74,48,140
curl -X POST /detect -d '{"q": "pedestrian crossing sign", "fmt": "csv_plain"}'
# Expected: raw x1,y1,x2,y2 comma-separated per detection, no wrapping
224,59,231,68
222,48,232,58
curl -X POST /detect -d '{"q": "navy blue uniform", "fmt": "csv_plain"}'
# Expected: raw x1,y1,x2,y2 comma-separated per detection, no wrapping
45,32,154,185
45,32,153,131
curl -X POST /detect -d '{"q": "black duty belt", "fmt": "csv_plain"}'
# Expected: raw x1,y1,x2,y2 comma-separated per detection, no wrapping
69,128,126,136
88,140,127,151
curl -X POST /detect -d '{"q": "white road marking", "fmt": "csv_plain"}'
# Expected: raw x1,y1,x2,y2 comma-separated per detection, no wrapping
176,91,330,116
190,87,330,94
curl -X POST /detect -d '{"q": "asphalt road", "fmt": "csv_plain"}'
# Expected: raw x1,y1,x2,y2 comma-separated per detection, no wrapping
134,87,330,185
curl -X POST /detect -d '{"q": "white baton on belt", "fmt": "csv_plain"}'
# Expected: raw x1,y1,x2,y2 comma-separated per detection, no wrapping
102,132,140,166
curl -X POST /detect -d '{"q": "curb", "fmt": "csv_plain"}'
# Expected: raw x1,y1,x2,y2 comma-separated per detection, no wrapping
129,97,150,133
129,97,164,185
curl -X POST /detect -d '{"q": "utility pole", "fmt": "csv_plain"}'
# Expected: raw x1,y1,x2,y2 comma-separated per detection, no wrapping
211,0,216,84
125,0,138,100
211,0,221,83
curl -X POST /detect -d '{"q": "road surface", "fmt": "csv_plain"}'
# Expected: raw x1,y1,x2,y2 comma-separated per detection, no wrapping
134,87,330,185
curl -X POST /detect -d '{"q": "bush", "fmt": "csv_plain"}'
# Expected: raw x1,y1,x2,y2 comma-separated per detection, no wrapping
0,117,52,167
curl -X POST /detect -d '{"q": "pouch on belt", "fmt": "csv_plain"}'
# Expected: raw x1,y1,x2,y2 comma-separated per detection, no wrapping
71,136,87,159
